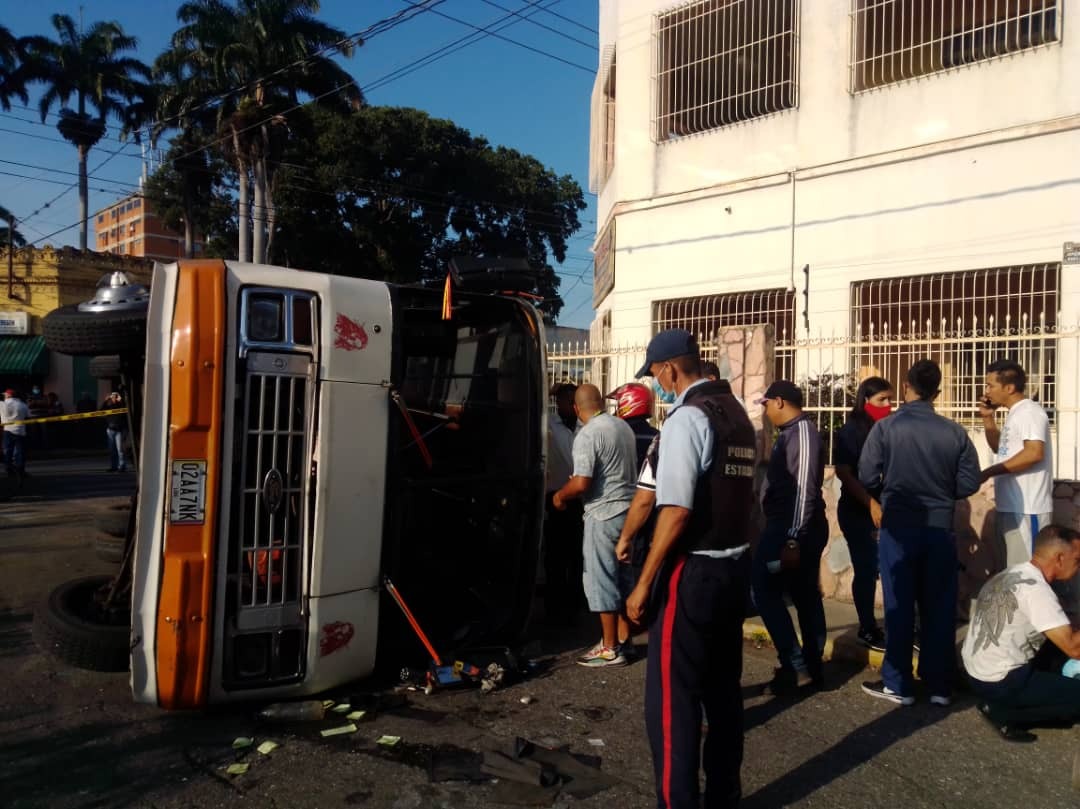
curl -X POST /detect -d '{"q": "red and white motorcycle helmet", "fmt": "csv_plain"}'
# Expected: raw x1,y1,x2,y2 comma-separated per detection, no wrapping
606,382,653,419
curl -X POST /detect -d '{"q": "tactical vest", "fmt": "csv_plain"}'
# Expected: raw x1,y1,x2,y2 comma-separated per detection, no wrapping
673,382,757,553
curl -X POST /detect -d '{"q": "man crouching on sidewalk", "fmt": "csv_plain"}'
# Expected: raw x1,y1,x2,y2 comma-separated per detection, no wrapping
553,383,638,667
963,524,1080,742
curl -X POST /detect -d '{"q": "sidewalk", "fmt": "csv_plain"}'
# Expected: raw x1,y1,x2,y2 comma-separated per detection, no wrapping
743,598,895,671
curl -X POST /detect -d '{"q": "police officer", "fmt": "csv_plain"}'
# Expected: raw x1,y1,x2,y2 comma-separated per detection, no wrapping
625,329,756,809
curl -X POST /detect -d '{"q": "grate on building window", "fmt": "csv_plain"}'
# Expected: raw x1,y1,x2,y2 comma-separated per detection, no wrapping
652,0,801,142
850,0,1060,93
850,264,1060,420
653,288,795,379
589,47,617,193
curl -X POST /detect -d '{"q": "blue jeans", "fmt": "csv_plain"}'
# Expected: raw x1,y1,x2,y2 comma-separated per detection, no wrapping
837,505,880,633
969,643,1080,725
879,524,957,697
3,431,25,472
107,428,126,471
752,516,828,672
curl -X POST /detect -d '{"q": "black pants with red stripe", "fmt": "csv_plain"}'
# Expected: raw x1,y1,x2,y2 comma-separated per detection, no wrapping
645,552,750,809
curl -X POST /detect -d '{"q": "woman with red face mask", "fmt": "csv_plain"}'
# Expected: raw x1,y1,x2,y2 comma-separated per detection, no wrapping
834,376,894,652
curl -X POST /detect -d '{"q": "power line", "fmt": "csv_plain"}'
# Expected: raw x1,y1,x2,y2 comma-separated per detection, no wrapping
399,0,593,74
148,0,445,136
16,0,598,251
476,0,596,50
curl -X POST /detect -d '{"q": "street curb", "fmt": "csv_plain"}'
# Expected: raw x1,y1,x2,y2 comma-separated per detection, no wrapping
742,619,906,672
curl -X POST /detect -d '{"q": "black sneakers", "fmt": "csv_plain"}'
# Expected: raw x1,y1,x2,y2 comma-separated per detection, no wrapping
861,680,915,706
977,702,1036,743
857,627,886,652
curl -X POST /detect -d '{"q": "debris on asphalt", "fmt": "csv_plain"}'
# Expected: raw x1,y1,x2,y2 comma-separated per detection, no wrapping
582,706,614,722
224,763,249,776
320,723,358,737
257,699,326,721
587,739,605,747
480,662,506,694
519,695,535,705
376,735,402,747
256,741,279,755
481,750,558,787
231,737,253,749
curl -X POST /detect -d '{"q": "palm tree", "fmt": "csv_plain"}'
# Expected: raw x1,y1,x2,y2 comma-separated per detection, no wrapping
162,0,362,263
0,25,29,112
0,204,26,248
22,15,151,251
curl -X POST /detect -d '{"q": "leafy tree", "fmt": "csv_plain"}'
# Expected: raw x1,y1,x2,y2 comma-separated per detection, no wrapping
21,15,151,251
142,131,235,258
0,25,28,112
271,106,586,320
0,203,26,247
159,0,361,263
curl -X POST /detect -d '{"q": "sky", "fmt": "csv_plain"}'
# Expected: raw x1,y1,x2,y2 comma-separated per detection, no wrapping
0,0,599,327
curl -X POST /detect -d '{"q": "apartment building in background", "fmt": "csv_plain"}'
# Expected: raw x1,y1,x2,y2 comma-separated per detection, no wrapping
93,192,202,262
586,0,1080,476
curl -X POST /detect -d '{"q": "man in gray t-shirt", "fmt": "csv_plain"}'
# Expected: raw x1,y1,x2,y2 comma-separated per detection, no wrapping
554,383,638,667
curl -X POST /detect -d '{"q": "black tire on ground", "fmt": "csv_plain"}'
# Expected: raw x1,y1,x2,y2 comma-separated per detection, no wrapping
95,533,125,564
32,575,130,672
94,505,131,538
42,305,147,357
89,355,122,379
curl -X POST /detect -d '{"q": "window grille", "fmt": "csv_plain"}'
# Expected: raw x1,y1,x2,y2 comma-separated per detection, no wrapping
589,47,617,193
653,288,795,378
652,0,800,142
850,0,1060,92
850,264,1060,420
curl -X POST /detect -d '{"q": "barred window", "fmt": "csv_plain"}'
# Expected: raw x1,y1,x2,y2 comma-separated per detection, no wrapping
850,0,1060,92
653,0,800,142
850,264,1060,418
653,288,795,378
589,47,616,193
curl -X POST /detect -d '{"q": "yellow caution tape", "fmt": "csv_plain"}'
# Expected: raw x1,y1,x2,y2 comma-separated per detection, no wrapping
3,407,128,426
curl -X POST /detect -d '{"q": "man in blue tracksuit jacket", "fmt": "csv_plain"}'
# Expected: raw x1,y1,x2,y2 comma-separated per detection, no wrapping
752,380,828,694
858,359,981,706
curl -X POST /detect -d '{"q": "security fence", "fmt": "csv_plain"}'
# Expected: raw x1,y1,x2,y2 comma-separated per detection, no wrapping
547,317,1080,480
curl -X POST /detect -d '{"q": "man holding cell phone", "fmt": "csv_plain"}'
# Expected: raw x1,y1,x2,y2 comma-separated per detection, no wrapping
978,359,1053,569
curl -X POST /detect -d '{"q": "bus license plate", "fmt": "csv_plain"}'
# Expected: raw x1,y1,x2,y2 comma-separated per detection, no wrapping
170,460,207,524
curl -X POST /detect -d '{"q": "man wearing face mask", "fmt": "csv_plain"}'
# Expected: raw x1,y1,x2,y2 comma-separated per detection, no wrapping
625,329,756,809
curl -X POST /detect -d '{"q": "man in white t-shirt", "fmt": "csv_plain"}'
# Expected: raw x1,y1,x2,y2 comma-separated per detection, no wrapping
979,360,1054,568
962,525,1080,742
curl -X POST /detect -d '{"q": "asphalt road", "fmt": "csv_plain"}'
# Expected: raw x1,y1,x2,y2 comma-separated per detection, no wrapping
1,457,1078,808
1,454,137,503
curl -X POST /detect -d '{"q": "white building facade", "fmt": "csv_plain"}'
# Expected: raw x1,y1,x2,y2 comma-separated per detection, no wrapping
586,0,1080,476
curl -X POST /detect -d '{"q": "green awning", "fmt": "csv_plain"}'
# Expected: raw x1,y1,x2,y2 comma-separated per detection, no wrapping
0,335,49,376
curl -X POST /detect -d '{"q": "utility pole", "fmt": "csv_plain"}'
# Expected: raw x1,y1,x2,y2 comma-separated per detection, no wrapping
7,211,15,300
